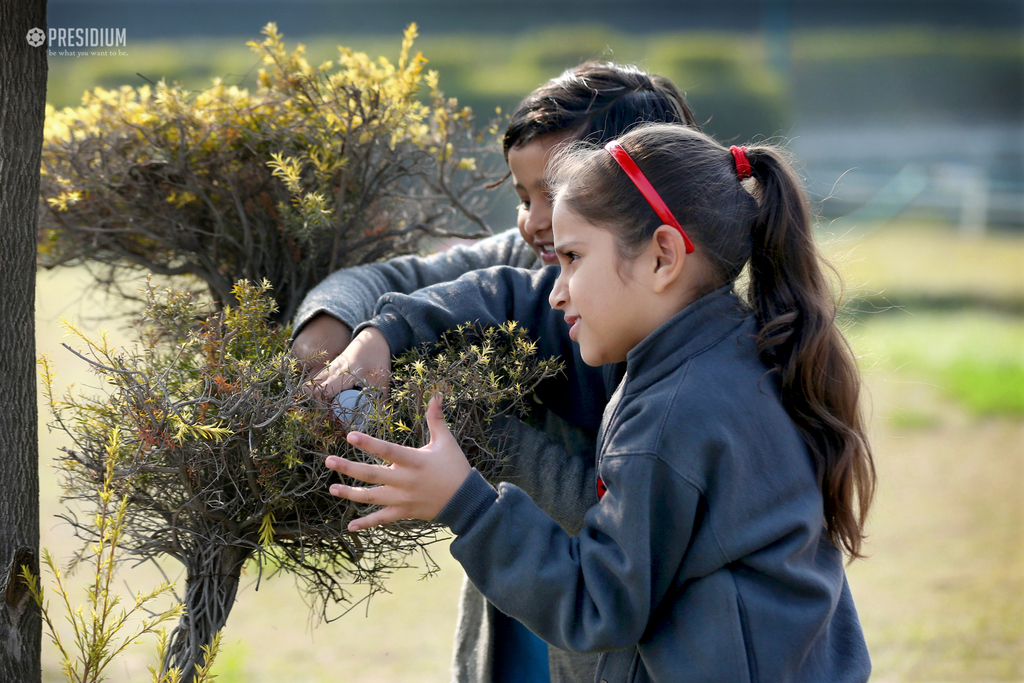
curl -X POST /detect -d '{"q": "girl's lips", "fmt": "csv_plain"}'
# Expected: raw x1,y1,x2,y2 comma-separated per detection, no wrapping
565,316,580,342
536,244,558,265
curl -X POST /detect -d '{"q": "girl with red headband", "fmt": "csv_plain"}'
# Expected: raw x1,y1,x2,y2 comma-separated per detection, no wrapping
324,122,876,681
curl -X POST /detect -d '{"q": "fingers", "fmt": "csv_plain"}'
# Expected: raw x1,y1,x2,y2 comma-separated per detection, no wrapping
327,481,405,531
304,326,396,402
291,315,352,376
326,458,413,532
345,327,394,390
294,350,330,378
424,393,454,446
308,361,358,399
425,393,445,431
348,507,405,532
345,431,415,466
325,454,394,485
329,481,385,505
326,455,405,530
325,391,470,531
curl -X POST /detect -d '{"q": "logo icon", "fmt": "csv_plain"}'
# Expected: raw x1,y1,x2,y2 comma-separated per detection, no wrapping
26,28,46,47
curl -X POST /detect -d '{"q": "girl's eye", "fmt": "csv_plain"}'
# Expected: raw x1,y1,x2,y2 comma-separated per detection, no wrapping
518,200,531,211
559,251,579,265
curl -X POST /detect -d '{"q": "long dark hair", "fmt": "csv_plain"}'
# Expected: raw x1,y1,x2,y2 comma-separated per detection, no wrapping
503,61,700,158
551,123,876,559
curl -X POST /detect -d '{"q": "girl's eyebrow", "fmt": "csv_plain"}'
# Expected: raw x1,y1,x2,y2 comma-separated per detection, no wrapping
554,240,583,254
515,178,552,193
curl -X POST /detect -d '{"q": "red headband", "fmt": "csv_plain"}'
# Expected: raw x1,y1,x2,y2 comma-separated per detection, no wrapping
730,145,752,180
604,140,695,254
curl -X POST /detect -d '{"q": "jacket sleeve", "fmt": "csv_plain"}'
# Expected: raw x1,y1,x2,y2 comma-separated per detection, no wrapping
362,265,564,355
291,228,535,337
436,452,701,653
361,265,609,433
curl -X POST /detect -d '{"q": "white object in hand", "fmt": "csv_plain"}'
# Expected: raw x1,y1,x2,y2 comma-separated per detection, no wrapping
333,389,369,431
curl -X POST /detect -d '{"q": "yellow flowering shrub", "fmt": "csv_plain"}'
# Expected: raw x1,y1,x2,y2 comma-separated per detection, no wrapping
39,24,497,322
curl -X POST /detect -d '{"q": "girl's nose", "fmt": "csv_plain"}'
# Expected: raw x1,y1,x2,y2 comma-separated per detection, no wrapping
523,199,552,237
548,270,568,311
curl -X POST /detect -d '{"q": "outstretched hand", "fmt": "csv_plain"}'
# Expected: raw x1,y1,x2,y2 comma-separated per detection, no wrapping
325,394,472,531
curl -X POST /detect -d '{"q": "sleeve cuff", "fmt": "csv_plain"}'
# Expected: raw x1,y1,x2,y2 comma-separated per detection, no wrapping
354,308,415,355
291,307,356,341
435,469,498,536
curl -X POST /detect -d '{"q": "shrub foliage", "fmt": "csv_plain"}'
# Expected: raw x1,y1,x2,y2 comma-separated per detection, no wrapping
41,280,560,678
38,23,497,322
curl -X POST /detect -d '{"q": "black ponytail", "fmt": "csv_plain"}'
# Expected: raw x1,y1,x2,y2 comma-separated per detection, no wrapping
745,146,875,559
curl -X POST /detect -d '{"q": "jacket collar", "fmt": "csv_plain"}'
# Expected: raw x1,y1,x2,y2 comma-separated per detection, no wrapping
623,286,751,391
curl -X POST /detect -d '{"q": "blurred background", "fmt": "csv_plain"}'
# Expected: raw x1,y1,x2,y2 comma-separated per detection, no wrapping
37,0,1022,680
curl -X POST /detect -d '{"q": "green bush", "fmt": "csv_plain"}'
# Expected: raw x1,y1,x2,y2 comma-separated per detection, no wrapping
41,279,559,679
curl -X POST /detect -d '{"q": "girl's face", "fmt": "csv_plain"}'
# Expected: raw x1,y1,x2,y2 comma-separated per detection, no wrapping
548,203,661,366
507,133,572,266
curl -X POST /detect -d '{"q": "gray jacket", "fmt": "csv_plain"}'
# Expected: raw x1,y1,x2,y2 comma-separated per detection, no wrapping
367,268,872,682
294,229,602,683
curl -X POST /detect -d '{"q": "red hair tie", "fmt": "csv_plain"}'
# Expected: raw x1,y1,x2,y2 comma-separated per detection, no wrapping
730,145,752,180
604,140,695,254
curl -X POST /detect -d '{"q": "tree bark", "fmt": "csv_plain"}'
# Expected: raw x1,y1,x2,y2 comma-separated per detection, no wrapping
163,544,251,682
0,1,47,681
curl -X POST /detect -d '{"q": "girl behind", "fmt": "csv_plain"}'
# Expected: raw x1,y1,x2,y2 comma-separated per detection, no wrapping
302,62,699,683
326,123,876,680
294,60,698,370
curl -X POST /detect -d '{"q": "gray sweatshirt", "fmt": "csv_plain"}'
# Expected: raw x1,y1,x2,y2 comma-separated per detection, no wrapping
293,229,603,683
365,268,872,682
293,229,538,338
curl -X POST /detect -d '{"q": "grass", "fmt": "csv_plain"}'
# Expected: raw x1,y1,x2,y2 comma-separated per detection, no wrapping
35,222,1024,681
843,348,1024,680
827,222,1024,418
824,222,1024,308
832,224,1023,679
845,407,1023,680
944,359,1024,416
846,310,1024,418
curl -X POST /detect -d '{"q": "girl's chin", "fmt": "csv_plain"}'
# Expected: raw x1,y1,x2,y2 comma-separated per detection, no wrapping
578,339,625,367
578,342,604,367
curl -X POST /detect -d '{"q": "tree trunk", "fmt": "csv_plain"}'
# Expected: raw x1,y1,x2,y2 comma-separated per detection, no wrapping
163,544,251,682
0,1,48,681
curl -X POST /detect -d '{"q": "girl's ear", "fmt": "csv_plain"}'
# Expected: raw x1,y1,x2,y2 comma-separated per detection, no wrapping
650,224,688,293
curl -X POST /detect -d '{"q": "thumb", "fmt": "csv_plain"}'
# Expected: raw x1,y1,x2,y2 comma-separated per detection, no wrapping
425,393,453,445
